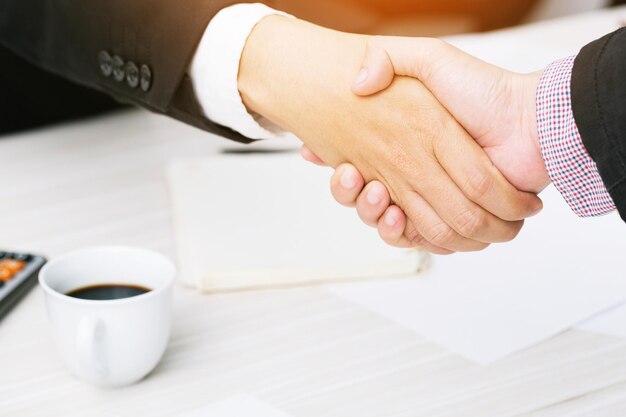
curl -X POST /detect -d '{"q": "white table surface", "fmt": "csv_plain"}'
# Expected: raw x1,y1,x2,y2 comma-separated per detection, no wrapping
2,110,626,417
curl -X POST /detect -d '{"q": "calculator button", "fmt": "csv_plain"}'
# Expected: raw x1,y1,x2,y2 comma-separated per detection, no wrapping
13,253,31,262
0,268,13,282
0,259,25,273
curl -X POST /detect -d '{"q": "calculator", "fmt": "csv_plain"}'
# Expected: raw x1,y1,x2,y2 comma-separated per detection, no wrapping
0,251,46,321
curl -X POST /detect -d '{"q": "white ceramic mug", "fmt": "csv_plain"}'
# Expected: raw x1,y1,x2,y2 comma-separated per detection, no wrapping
39,246,175,388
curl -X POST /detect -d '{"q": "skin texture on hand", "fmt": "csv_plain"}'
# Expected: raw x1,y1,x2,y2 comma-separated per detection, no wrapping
301,37,550,249
239,17,542,254
352,37,550,193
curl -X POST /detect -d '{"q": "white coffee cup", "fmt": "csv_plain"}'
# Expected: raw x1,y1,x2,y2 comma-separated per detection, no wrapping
39,246,175,388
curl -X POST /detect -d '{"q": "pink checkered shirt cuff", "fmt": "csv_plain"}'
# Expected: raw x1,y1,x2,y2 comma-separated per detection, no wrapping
536,56,616,217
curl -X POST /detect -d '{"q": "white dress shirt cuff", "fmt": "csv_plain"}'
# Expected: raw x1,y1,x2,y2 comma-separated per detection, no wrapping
189,3,292,141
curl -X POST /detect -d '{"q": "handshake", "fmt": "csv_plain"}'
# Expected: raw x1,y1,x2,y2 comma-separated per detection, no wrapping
239,16,616,254
299,37,547,254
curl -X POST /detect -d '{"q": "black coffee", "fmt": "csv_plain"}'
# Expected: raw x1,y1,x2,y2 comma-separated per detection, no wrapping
66,284,151,300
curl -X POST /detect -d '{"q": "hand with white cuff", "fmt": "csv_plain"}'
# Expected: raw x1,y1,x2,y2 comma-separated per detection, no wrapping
239,18,542,254
302,37,550,249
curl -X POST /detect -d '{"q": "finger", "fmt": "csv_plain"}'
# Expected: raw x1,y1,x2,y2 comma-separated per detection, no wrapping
330,164,366,208
434,120,543,221
355,181,391,227
408,159,524,244
399,189,491,252
300,145,326,166
377,205,412,248
378,206,454,255
351,38,395,96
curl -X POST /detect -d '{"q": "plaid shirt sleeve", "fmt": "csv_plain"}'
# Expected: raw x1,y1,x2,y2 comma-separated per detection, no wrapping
536,56,616,217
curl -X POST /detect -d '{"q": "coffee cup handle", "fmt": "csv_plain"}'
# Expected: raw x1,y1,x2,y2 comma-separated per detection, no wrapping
76,316,109,381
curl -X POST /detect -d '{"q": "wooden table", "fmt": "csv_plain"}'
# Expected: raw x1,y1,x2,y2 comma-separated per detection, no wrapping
2,110,626,417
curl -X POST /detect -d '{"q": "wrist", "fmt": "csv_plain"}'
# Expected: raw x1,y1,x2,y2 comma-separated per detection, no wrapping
523,71,542,153
522,70,551,190
238,15,366,133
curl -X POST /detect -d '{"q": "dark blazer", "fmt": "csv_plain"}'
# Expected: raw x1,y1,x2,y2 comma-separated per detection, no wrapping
572,27,626,221
0,0,271,141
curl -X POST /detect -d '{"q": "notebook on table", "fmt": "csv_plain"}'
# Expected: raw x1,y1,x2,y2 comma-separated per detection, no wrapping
166,153,427,292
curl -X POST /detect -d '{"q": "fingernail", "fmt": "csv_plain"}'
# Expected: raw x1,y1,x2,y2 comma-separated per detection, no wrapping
384,210,397,226
354,67,369,85
367,185,383,205
340,169,357,189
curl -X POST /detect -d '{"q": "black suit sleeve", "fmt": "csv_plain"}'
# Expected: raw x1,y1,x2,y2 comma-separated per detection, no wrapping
571,27,626,221
0,46,125,134
0,0,274,143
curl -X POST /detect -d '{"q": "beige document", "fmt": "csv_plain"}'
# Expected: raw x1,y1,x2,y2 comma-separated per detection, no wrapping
166,153,427,292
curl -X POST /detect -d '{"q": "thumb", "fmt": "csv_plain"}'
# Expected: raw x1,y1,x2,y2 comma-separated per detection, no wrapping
351,37,444,96
351,39,395,96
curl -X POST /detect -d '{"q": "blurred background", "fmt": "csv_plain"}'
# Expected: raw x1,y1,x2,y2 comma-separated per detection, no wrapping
2,0,621,136
274,0,614,36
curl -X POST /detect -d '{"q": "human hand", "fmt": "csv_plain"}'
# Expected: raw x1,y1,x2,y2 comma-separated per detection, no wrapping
302,36,549,249
353,36,549,193
240,17,542,253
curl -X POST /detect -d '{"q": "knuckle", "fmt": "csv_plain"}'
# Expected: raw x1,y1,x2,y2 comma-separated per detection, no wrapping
502,220,524,242
464,169,494,202
405,228,429,248
424,222,456,247
453,208,488,238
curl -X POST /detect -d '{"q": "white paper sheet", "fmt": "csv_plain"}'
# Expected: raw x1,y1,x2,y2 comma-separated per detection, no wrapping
178,395,291,417
577,303,626,339
167,154,427,292
329,186,626,364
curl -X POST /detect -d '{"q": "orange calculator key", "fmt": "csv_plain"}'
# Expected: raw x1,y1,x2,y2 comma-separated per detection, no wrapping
0,259,25,273
0,268,13,282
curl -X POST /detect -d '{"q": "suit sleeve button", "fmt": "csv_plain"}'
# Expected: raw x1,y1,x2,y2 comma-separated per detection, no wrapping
98,50,112,77
125,61,139,88
112,55,125,82
140,64,152,92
